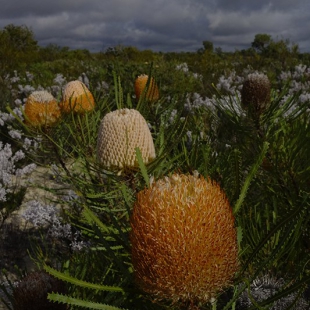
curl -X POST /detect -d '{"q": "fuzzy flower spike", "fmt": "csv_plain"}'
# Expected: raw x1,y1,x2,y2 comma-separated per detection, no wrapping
13,270,67,310
60,80,95,113
24,90,61,128
134,74,159,102
96,108,155,170
130,173,239,307
241,72,271,116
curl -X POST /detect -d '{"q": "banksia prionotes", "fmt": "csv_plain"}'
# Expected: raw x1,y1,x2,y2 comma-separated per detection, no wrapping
241,73,271,115
12,270,67,310
24,91,61,128
130,173,239,307
134,74,159,102
60,80,95,113
96,108,155,170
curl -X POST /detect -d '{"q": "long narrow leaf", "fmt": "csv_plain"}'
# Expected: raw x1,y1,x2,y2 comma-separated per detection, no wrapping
82,204,118,234
135,147,150,187
48,293,127,310
234,141,269,214
44,265,124,293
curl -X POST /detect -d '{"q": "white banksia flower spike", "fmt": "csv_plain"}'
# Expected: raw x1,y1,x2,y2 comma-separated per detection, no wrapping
96,108,156,170
24,90,61,127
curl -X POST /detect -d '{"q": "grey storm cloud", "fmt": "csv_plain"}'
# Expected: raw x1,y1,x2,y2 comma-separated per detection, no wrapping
0,0,309,52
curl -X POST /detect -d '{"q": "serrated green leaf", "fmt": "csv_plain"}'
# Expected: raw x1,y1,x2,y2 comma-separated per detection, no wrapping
82,204,118,234
135,147,150,187
44,265,124,293
234,141,269,214
48,293,127,310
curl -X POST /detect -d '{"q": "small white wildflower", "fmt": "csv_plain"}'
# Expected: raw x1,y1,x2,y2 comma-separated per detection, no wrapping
176,63,189,73
299,92,310,103
168,109,177,124
26,71,34,81
12,107,24,121
14,99,22,106
12,150,25,162
10,75,20,83
15,163,37,177
53,73,66,86
8,129,22,140
62,189,79,202
22,201,58,227
22,138,32,150
70,240,89,252
0,185,7,202
78,73,90,88
70,231,89,252
49,221,72,239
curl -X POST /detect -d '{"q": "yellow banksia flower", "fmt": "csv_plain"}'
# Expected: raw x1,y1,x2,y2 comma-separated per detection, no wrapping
134,74,159,102
96,108,155,170
60,80,95,113
130,173,239,307
24,90,61,128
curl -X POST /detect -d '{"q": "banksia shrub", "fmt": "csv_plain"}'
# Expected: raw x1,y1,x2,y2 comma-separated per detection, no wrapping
134,74,159,102
12,270,67,310
130,173,239,307
96,108,155,170
60,80,95,113
241,73,271,115
24,91,61,128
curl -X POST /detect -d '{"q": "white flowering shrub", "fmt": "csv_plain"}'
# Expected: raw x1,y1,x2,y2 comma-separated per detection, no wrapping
278,64,310,111
0,142,36,226
22,200,89,252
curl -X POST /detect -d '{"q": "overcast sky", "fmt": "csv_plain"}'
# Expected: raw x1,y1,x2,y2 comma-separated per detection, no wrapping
1,0,310,53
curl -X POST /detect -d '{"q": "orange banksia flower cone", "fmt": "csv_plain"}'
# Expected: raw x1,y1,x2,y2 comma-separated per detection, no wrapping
134,74,159,102
24,90,61,128
60,80,95,113
96,108,155,170
130,173,239,306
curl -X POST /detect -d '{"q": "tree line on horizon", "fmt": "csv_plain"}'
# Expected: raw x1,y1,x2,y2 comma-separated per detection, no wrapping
1,23,310,95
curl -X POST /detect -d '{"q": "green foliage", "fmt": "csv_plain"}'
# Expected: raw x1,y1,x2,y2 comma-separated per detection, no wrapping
251,34,273,52
48,294,127,310
0,24,39,74
1,27,310,309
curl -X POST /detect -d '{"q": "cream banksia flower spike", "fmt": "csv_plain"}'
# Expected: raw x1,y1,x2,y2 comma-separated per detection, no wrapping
96,108,155,171
134,74,159,102
60,80,95,113
24,90,61,128
130,173,239,308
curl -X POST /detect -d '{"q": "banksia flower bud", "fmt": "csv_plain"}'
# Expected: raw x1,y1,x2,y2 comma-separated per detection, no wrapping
24,91,61,127
60,80,95,113
96,108,155,170
12,270,67,310
241,73,271,115
134,74,159,102
130,173,239,307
